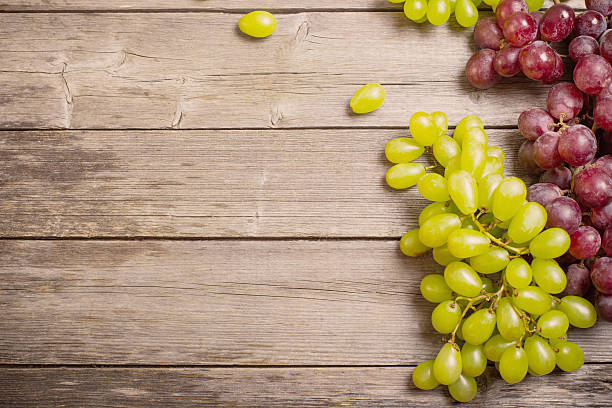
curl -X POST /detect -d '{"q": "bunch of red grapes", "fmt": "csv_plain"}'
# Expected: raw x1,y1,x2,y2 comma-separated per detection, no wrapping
466,0,612,89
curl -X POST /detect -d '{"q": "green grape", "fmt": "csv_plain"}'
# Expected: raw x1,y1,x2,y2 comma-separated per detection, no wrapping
524,335,556,375
433,135,461,168
400,228,431,257
386,163,425,189
531,258,567,294
419,201,457,225
418,173,450,202
448,0,457,13
427,0,452,25
471,0,482,6
412,360,439,390
525,0,545,11
409,111,439,146
555,341,584,372
487,146,505,163
419,213,462,247
461,217,479,231
448,374,477,403
529,228,571,259
484,334,516,362
432,300,463,334
238,11,277,38
497,297,525,341
462,309,496,345
512,286,552,316
505,258,532,289
461,343,487,377
470,247,509,274
404,0,428,21
433,343,462,385
454,115,484,146
350,83,386,114
558,296,597,329
536,310,569,339
455,0,479,27
492,177,527,221
431,111,448,137
462,127,488,147
548,335,568,348
385,138,425,163
481,276,495,293
415,15,428,23
448,170,478,215
507,202,547,244
433,244,462,266
444,261,482,297
499,346,528,384
421,274,454,303
447,229,491,259
477,156,504,180
461,140,486,176
444,155,462,178
477,174,503,210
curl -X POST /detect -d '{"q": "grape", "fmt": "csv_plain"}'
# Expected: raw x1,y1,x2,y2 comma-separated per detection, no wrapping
591,256,612,294
595,97,612,131
454,115,484,145
592,200,612,230
432,135,461,168
455,0,479,28
601,30,612,63
594,155,612,178
512,286,552,315
404,0,428,21
418,173,450,202
400,228,431,257
386,163,426,189
596,293,612,321
432,300,463,334
530,10,543,40
528,183,562,208
518,140,544,174
409,111,439,146
447,229,491,259
466,49,502,89
555,341,584,372
462,308,497,345
238,11,277,38
569,226,601,259
496,0,528,28
448,374,477,403
478,156,504,180
492,177,527,221
433,244,462,266
518,107,555,141
524,335,556,375
412,360,439,390
541,52,564,84
350,83,386,114
385,138,425,163
539,4,575,42
536,310,569,339
531,258,567,294
474,17,504,50
444,261,483,297
519,41,557,81
564,263,591,297
494,46,522,77
497,297,525,341
503,12,538,47
533,131,563,169
499,346,528,384
419,213,462,247
574,10,607,38
539,166,571,190
599,76,612,100
448,170,478,215
461,140,487,176
445,156,462,178
427,0,451,26
558,295,597,328
573,54,612,94
462,127,488,146
433,342,462,385
506,257,533,288
431,111,448,137
569,36,600,62
604,228,612,256
419,201,456,226
529,228,571,259
484,335,516,362
470,247,510,274
525,0,543,12
421,274,454,303
560,126,597,167
461,343,487,377
508,202,547,244
487,146,505,163
586,0,612,17
546,82,584,121
574,166,612,208
478,173,503,209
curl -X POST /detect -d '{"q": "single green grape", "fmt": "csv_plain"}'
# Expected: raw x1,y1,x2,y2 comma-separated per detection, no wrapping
497,297,525,341
409,111,439,146
444,155,462,178
524,335,556,376
412,360,440,390
484,334,516,362
433,135,461,168
536,310,569,339
427,0,452,25
525,0,545,11
433,244,462,266
477,174,503,210
418,201,455,226
461,343,487,377
385,138,425,163
444,261,482,297
455,0,479,27
477,156,504,180
454,115,483,146
447,229,491,259
462,127,488,147
420,274,454,303
386,163,425,189
512,286,552,316
499,346,528,384
419,213,462,248
238,11,277,38
555,341,584,372
529,228,571,259
448,170,478,215
432,300,463,334
431,111,448,137
558,296,597,329
350,83,386,114
531,258,567,294
404,0,428,21
462,308,496,345
470,247,509,274
492,177,527,221
461,140,486,176
400,228,431,257
507,202,547,244
481,276,495,293
486,146,505,163
505,258,532,289
448,373,477,403
418,173,450,202
433,343,462,385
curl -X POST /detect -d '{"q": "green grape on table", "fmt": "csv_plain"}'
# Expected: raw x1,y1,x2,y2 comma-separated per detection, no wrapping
505,258,532,289
531,258,567,294
558,296,597,329
512,286,552,316
499,346,528,384
525,0,545,11
400,228,430,257
420,274,453,303
461,140,487,176
462,127,488,146
492,177,527,221
418,201,456,226
454,115,483,145
404,0,428,21
412,360,439,390
385,138,424,163
469,247,509,274
447,228,490,258
477,173,503,210
484,334,516,362
529,228,571,259
409,111,440,146
419,213,462,248
486,145,505,163
448,374,477,403
432,300,463,334
462,308,496,345
386,162,425,189
507,202,547,244
461,343,487,377
497,297,525,341
448,170,478,215
536,310,569,339
427,0,452,26
444,155,462,178
418,173,450,202
350,83,386,114
433,342,462,385
433,135,461,168
443,261,482,297
238,11,277,38
431,111,448,137
455,0,479,28
477,156,504,180
555,341,584,372
524,335,556,376
432,244,462,265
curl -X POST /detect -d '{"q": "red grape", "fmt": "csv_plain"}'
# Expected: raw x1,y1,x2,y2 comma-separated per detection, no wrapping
600,30,612,63
466,49,502,89
545,196,582,234
592,200,612,230
519,140,544,174
519,41,557,81
604,227,612,256
540,166,572,189
533,131,563,169
574,10,607,38
573,54,612,94
564,263,591,296
591,256,612,294
474,17,504,50
540,4,575,42
527,182,562,208
503,12,538,47
574,166,612,208
541,52,564,85
558,124,597,166
546,82,584,121
496,0,528,29
595,97,612,131
569,36,600,62
569,226,602,259
594,155,612,178
518,107,555,141
530,11,544,41
586,0,612,17
596,293,612,322
494,46,522,77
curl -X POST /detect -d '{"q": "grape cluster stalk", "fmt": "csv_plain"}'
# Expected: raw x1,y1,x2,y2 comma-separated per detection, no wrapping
385,111,598,403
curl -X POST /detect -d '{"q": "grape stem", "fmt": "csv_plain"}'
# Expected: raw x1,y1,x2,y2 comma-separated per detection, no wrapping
470,214,528,255
449,284,505,344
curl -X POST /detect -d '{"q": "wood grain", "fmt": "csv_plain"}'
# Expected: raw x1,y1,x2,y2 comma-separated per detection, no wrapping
0,239,609,365
0,129,532,238
0,12,559,129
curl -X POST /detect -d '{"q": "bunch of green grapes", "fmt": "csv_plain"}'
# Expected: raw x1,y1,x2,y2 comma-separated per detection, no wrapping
384,112,599,403
387,0,493,28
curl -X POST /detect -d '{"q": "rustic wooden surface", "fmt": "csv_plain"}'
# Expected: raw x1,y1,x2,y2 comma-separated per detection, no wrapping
0,0,609,407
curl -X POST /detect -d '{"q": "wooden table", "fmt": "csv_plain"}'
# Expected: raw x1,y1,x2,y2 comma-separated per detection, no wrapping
1,1,610,406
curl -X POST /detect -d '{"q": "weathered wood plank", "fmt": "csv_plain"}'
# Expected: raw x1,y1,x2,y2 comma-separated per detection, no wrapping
0,366,610,407
0,12,558,129
0,240,609,364
0,129,530,238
